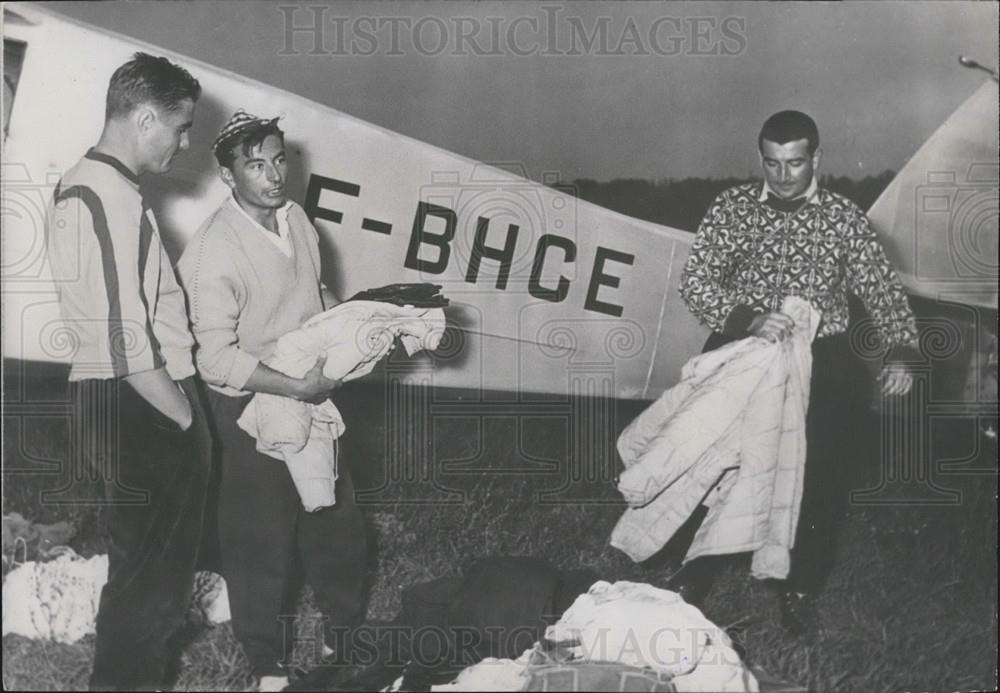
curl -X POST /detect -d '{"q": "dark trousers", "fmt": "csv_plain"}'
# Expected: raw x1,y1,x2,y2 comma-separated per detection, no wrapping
204,389,368,678
678,331,864,594
70,377,212,691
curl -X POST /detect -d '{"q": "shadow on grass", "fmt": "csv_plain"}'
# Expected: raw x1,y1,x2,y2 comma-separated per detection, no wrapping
3,361,997,692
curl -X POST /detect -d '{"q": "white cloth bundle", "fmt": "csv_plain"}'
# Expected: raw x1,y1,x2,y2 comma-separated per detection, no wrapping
417,580,759,692
546,580,759,692
237,300,446,511
612,297,820,580
2,550,230,644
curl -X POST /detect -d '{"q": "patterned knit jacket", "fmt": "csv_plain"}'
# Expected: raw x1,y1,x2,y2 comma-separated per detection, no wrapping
680,182,918,361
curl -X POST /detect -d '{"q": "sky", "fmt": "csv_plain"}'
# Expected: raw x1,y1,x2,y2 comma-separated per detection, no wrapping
36,1,1000,182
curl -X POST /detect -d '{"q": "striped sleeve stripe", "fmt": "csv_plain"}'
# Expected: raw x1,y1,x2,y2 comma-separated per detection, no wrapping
137,205,165,369
54,185,128,377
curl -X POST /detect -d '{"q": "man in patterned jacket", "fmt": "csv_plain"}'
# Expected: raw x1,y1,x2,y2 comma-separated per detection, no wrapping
674,110,917,633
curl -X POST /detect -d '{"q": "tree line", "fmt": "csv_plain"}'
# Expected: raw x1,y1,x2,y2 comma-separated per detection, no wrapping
560,171,897,232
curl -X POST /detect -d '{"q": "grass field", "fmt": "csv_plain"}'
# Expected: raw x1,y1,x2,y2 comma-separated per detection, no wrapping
2,361,997,692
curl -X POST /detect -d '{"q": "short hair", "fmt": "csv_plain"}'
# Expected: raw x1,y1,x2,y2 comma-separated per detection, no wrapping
214,120,285,168
758,110,819,155
105,52,201,120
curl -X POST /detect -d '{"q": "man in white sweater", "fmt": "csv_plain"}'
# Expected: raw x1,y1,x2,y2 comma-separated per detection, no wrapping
177,110,366,691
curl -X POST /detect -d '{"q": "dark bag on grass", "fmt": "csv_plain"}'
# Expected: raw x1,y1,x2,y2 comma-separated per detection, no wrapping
324,556,596,692
399,556,596,689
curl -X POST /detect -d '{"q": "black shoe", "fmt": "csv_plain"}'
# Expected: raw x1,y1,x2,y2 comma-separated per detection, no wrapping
779,591,817,636
287,622,405,692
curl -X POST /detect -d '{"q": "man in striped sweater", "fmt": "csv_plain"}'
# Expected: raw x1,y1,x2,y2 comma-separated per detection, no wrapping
45,53,211,690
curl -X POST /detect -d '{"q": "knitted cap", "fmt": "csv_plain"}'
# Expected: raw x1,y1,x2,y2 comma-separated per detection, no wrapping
212,109,280,152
